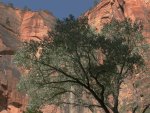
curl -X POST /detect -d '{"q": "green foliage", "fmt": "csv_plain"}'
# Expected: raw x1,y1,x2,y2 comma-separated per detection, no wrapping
14,15,146,113
7,3,14,8
23,108,42,113
23,6,31,11
134,80,141,88
145,108,150,113
93,0,100,6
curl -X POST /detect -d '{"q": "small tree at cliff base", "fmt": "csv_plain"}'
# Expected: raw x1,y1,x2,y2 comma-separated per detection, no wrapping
15,15,146,113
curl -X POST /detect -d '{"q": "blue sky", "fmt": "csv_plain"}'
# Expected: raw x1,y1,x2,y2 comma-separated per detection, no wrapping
1,0,94,19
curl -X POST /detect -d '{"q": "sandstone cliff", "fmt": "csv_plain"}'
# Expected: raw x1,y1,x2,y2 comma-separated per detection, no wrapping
85,0,150,112
0,0,150,113
85,0,150,38
0,3,56,113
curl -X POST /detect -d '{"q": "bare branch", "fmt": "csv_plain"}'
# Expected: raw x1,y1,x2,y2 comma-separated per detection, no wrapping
142,104,150,113
75,49,90,86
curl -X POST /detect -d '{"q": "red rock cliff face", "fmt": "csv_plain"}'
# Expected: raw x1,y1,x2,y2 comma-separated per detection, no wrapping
0,3,56,113
0,0,150,113
85,0,150,38
85,0,150,112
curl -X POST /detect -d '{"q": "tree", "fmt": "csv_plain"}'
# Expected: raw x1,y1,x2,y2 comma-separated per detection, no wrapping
6,17,10,26
7,3,14,8
23,108,42,113
14,15,145,113
23,6,31,11
93,0,100,6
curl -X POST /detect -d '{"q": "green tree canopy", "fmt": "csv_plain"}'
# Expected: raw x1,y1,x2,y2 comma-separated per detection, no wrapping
15,16,146,113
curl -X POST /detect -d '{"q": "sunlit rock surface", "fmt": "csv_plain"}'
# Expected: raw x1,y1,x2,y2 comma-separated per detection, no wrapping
0,2,56,113
85,0,150,112
0,0,150,113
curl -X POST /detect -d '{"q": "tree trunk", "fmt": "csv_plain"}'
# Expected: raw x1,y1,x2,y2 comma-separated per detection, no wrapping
113,108,119,113
99,102,110,113
90,91,110,113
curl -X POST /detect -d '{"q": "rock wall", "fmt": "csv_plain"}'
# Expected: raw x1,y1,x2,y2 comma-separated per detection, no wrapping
85,0,150,112
85,0,150,38
0,0,150,113
0,3,56,113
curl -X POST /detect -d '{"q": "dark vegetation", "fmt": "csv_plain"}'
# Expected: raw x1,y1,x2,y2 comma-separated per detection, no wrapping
15,15,147,113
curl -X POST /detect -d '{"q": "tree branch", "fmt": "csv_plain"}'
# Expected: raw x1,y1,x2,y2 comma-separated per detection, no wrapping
75,49,90,86
142,104,150,113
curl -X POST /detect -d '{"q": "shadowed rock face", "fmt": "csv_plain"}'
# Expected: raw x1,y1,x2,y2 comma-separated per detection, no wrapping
85,0,150,113
0,3,56,113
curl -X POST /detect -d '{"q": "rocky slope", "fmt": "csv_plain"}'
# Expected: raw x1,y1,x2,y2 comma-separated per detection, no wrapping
0,3,56,113
85,0,150,112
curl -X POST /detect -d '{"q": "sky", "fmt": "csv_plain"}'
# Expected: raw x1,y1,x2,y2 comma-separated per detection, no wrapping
1,0,94,19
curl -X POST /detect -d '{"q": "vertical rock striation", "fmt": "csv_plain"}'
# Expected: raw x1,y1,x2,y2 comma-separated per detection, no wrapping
0,0,150,113
85,0,150,39
85,0,150,112
0,3,56,113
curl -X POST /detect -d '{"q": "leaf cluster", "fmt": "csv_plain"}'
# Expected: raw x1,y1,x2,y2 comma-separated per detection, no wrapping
14,16,146,112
